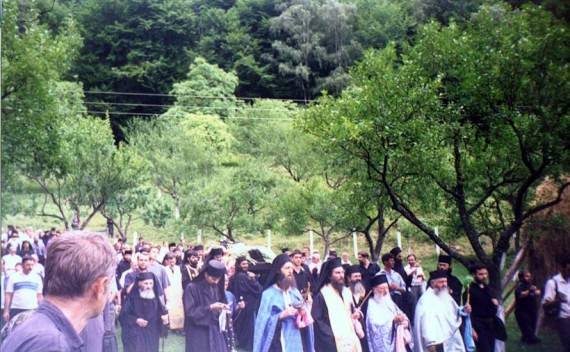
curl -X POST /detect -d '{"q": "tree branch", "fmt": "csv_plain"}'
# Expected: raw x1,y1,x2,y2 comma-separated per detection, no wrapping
380,154,468,266
522,181,570,221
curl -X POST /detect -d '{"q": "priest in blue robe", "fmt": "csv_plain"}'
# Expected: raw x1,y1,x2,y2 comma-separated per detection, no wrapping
253,254,314,352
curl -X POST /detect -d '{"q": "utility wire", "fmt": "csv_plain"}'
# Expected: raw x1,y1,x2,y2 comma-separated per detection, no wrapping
83,90,314,103
84,110,293,121
84,101,296,112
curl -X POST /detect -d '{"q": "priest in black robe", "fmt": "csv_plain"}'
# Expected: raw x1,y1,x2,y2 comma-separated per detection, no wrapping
184,259,229,352
228,256,263,351
119,272,168,352
427,254,463,305
312,258,362,352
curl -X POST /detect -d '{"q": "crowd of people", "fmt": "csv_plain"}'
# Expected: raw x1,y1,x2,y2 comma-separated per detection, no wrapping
0,226,569,352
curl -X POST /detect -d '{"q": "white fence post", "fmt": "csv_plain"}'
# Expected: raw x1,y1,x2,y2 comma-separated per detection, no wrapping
434,227,441,256
352,231,358,258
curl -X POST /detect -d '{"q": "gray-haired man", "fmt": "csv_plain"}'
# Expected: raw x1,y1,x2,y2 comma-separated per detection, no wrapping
1,231,116,352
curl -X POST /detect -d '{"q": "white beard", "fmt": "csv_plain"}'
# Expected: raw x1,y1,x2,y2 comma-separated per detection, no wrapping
434,286,450,297
372,291,390,302
139,288,156,300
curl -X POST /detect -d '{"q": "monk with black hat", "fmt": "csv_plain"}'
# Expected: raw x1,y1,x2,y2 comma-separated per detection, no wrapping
312,257,362,352
120,271,168,352
228,256,262,351
414,269,471,352
184,260,228,352
427,254,463,305
346,264,369,352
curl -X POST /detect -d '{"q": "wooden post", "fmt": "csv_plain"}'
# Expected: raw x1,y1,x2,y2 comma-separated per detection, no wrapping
267,229,272,249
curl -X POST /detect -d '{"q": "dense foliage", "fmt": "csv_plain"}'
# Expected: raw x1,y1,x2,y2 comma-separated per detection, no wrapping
2,0,569,290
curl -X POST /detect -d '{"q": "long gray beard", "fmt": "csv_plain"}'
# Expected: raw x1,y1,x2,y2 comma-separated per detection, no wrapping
139,288,156,300
351,281,366,297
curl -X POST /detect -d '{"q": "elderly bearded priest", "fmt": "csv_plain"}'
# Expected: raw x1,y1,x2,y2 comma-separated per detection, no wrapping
413,270,472,352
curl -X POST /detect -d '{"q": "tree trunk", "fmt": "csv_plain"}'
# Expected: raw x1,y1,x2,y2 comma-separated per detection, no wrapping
226,226,235,242
373,216,386,261
487,263,502,296
80,202,104,230
323,240,330,259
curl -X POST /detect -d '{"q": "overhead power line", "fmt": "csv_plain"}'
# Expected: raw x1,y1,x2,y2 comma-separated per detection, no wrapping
83,90,315,103
83,110,293,121
84,101,297,112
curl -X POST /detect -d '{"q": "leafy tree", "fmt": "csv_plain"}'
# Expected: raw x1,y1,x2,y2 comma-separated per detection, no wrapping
353,0,417,49
269,0,361,99
182,161,276,242
415,0,483,25
71,0,198,136
1,1,81,183
12,82,147,230
230,99,300,158
126,112,234,223
276,177,355,255
169,57,240,118
302,4,570,291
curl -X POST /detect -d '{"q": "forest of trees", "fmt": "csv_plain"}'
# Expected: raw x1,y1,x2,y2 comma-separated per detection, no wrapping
2,0,569,291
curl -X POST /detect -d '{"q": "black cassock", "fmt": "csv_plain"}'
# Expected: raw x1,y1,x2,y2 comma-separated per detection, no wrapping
228,271,262,351
120,292,166,352
311,292,338,352
184,279,228,352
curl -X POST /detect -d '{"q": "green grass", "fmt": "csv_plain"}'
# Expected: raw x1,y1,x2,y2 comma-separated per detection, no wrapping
506,319,561,352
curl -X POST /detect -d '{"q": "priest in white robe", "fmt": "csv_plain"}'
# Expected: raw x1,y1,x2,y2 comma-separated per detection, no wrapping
413,270,471,352
366,274,413,352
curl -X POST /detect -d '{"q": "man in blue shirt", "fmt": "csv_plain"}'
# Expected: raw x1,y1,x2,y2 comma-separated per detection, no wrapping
1,231,116,352
379,253,406,311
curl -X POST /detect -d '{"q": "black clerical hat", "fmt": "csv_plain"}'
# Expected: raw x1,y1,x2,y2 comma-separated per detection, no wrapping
390,247,402,256
370,274,389,287
235,256,248,265
263,254,292,289
438,254,452,264
345,264,361,276
209,247,223,257
316,257,343,291
205,260,226,278
136,271,155,282
430,269,448,280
